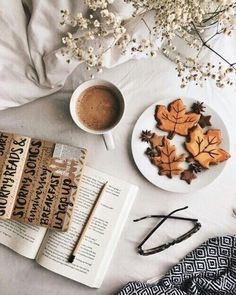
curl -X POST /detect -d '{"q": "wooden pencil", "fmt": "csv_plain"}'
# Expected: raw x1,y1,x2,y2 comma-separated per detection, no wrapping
68,182,108,263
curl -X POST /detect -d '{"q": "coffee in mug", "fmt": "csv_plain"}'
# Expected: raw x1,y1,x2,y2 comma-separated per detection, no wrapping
70,79,125,150
76,86,121,131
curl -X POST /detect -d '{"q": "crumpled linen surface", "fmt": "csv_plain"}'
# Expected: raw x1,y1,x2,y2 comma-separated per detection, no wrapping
118,235,236,295
0,0,137,110
1,1,235,111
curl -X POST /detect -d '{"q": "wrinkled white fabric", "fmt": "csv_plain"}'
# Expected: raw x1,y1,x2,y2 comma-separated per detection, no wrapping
0,0,138,110
1,1,234,110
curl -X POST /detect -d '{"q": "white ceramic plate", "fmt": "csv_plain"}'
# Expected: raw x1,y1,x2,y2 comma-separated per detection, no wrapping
131,98,230,193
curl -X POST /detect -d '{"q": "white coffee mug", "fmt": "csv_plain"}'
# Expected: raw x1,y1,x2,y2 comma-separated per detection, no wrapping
70,79,125,150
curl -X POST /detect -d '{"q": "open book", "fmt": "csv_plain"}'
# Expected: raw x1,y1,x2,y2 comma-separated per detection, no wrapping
0,166,138,288
0,131,87,231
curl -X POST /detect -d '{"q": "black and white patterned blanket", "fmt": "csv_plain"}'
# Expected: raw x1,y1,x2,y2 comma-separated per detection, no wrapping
118,236,236,295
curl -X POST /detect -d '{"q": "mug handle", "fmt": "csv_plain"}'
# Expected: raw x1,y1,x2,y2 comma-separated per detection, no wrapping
103,132,115,150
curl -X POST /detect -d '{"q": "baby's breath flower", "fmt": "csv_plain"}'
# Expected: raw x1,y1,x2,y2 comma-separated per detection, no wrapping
88,46,94,53
101,9,109,17
60,0,236,87
150,51,157,57
93,19,100,27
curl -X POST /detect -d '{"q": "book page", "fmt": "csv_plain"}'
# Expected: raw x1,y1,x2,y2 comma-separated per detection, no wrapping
0,220,46,259
36,166,137,288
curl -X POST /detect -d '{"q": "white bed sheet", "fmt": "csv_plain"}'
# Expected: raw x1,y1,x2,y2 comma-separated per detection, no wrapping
0,53,236,295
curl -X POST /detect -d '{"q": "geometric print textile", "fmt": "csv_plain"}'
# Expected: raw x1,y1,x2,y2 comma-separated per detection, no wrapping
118,236,236,295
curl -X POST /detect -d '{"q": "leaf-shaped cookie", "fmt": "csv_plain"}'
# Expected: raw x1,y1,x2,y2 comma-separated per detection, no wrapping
151,137,185,178
155,99,200,139
185,125,230,168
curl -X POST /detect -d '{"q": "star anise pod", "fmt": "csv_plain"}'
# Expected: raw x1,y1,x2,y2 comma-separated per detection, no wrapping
140,130,153,143
189,163,202,173
198,114,212,128
192,101,206,114
145,147,159,158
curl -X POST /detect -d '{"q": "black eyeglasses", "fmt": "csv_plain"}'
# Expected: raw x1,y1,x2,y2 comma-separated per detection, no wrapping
134,206,201,256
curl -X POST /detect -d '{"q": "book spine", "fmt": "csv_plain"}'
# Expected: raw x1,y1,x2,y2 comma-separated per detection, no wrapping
24,140,55,225
61,154,87,231
11,139,45,222
0,132,13,218
49,159,79,231
0,133,30,219
0,132,13,172
39,166,61,228
50,145,87,231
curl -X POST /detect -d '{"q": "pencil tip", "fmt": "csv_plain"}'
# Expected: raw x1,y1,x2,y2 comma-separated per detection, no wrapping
68,254,75,263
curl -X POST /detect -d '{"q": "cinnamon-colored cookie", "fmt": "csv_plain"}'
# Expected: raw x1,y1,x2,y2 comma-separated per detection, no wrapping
155,99,200,139
148,137,185,179
185,125,230,168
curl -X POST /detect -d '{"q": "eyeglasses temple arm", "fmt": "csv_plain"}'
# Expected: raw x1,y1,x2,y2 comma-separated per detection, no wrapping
134,215,198,223
137,206,189,249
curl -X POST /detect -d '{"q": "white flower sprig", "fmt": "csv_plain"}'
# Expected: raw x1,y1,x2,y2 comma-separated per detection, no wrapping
60,0,236,87
61,1,126,72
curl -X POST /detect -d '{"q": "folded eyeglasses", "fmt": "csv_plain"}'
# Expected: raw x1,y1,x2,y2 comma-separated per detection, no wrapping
134,206,201,256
